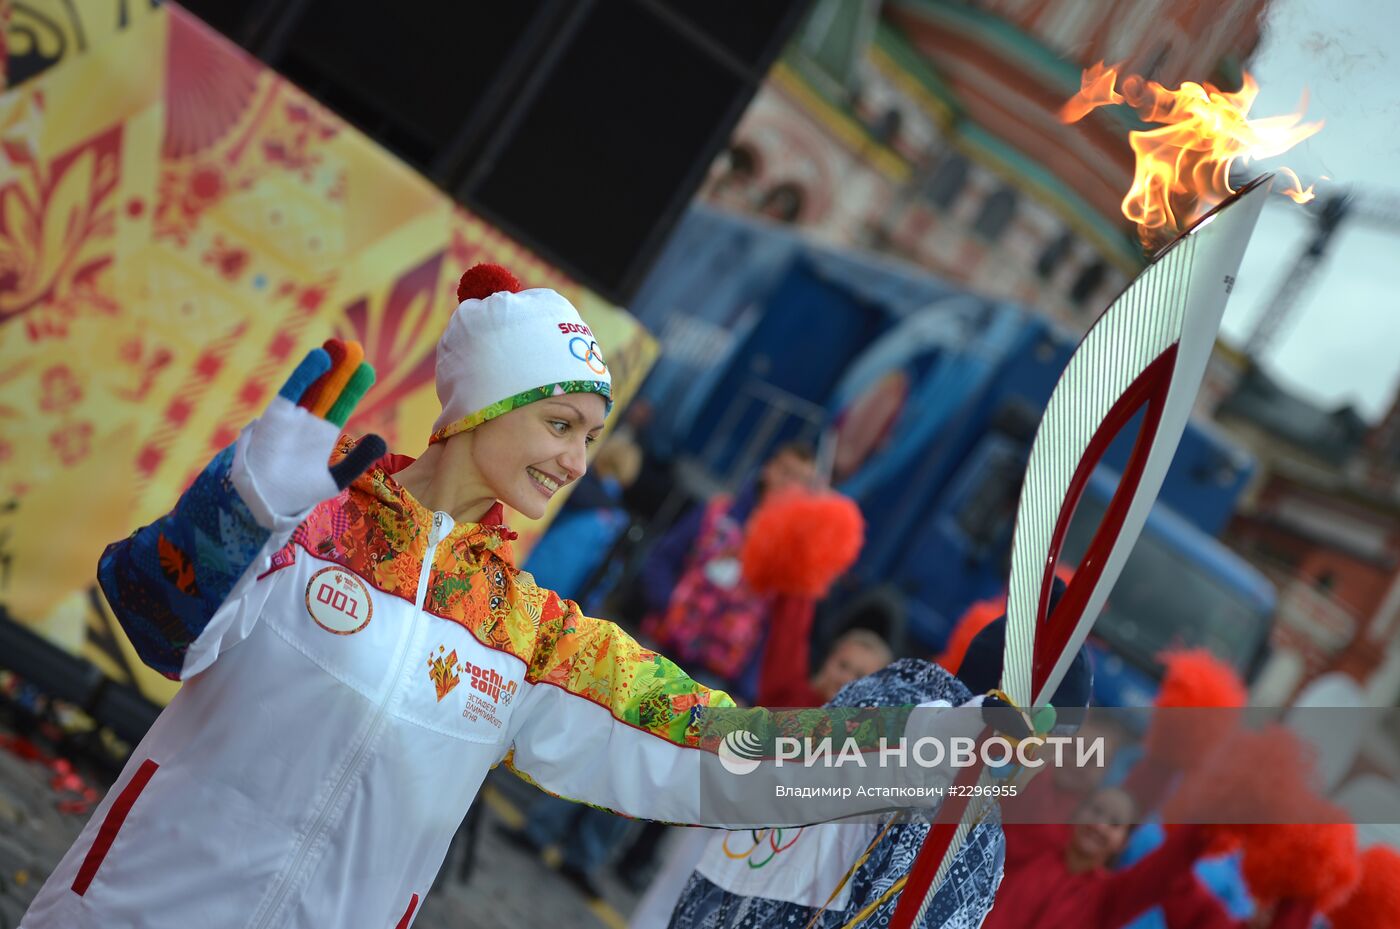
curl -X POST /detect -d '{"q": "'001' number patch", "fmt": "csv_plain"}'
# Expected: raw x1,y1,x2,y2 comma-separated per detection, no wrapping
305,567,373,635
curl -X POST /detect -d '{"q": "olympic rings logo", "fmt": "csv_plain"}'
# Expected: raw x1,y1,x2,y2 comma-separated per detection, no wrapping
568,336,608,375
721,828,805,869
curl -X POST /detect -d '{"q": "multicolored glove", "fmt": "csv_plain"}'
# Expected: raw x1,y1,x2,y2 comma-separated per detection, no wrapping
232,337,386,530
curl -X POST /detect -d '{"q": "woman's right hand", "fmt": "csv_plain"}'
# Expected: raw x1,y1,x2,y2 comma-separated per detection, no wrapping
233,338,385,529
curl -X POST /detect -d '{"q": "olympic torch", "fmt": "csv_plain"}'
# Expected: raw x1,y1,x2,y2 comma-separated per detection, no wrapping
888,174,1270,929
885,52,1329,925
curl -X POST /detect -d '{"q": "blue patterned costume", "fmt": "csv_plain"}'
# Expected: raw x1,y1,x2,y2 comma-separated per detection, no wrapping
667,658,1005,928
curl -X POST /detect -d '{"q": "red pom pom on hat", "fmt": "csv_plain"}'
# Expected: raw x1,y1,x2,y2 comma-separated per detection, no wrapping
457,264,522,302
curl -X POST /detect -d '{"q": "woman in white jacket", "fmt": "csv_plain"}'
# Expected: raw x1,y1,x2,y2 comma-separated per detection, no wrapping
22,265,977,929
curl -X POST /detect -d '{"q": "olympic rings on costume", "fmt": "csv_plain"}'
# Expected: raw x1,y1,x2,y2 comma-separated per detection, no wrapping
568,336,608,375
720,827,806,869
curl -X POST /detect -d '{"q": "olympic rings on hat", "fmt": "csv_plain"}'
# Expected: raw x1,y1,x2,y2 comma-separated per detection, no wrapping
568,336,608,375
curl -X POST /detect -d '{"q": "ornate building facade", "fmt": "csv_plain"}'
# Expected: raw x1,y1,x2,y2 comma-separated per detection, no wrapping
700,0,1272,325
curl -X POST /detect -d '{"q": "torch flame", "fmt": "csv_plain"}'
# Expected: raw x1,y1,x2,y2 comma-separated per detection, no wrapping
1061,63,1323,248
1278,167,1315,204
1060,61,1124,123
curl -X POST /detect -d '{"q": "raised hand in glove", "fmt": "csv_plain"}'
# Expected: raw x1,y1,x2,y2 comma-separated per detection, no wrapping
232,337,386,531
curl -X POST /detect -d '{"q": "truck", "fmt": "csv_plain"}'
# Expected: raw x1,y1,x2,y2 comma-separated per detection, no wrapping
619,205,1277,707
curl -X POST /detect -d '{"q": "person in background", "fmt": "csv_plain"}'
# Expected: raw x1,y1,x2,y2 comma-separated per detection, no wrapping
505,476,866,902
760,626,892,708
639,441,818,697
739,485,877,709
990,737,1360,929
626,629,896,926
985,788,1201,929
627,485,874,921
1121,725,1363,929
991,809,1348,929
624,623,892,922
660,659,1007,929
1105,649,1252,929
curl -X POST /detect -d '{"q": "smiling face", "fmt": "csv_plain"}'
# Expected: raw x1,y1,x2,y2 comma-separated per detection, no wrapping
1067,788,1135,870
468,393,608,520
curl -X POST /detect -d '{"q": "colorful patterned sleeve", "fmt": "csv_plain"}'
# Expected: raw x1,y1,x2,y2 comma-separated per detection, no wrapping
501,583,919,828
499,582,737,821
97,444,273,680
525,584,738,742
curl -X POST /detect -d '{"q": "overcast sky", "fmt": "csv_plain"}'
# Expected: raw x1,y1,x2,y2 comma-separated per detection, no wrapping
1220,0,1400,420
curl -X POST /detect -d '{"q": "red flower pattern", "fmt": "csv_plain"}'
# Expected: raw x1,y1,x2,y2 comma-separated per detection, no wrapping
202,236,251,282
49,421,93,466
38,364,82,413
0,124,121,337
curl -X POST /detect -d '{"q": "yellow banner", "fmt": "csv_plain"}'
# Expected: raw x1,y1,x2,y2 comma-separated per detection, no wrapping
0,4,655,701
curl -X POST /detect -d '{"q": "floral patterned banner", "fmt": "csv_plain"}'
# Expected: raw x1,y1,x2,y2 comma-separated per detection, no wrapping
0,4,656,702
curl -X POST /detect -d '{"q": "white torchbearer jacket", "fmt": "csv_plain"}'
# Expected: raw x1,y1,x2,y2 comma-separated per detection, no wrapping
21,429,755,929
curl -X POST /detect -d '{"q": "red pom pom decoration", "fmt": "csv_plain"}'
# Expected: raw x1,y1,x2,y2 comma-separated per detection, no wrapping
1329,846,1400,929
1164,726,1318,826
1237,816,1359,910
1143,649,1247,768
1155,649,1248,709
457,263,523,302
740,489,864,598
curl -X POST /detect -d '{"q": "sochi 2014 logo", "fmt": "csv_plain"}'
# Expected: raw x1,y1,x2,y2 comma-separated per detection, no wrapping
462,659,517,706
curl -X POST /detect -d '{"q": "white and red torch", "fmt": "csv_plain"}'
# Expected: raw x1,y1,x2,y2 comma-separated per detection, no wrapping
889,62,1324,929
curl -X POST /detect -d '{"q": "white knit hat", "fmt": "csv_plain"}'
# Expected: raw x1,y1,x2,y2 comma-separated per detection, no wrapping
429,264,612,445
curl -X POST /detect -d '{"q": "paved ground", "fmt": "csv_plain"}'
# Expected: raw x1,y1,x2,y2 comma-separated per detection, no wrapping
0,720,656,929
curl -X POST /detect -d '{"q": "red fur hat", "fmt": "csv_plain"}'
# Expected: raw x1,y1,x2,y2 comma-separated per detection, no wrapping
1328,846,1400,929
740,489,864,598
